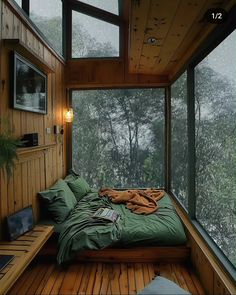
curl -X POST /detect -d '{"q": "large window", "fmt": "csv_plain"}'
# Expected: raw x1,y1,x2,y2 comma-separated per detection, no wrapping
72,11,119,58
171,72,188,210
29,0,63,55
195,30,236,267
72,89,165,188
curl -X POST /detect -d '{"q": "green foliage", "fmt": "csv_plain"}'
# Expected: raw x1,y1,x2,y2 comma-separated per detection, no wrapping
0,134,22,178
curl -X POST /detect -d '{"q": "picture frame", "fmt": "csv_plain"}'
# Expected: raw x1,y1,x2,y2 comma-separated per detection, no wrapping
12,52,47,114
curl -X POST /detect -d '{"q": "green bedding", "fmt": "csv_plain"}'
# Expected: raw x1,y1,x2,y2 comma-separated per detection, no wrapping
55,191,186,264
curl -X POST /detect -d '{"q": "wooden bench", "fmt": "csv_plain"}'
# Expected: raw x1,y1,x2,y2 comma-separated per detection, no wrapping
0,225,53,295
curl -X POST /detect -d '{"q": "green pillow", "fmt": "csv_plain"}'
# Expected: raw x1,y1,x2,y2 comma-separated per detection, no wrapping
39,179,77,223
64,174,91,201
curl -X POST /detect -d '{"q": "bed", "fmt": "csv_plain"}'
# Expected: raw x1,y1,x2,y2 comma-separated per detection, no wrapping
39,177,187,264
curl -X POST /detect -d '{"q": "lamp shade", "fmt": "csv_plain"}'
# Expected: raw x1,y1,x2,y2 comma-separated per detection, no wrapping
65,108,74,122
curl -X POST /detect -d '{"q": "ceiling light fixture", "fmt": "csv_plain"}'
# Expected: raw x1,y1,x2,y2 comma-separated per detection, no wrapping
147,37,158,45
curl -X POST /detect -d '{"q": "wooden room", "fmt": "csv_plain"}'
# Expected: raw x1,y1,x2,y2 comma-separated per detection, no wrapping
0,0,235,294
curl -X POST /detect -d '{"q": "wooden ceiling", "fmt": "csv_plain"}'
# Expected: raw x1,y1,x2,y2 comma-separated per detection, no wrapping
129,0,235,79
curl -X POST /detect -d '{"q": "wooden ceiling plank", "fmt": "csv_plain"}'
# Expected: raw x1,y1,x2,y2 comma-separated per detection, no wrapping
139,0,180,72
168,0,236,80
129,0,151,73
154,0,207,74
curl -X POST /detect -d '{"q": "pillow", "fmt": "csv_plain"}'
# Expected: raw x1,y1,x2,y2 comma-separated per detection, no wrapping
39,179,77,223
137,276,191,295
64,174,91,201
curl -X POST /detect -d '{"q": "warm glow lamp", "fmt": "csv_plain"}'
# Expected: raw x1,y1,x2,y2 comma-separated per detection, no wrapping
65,108,74,123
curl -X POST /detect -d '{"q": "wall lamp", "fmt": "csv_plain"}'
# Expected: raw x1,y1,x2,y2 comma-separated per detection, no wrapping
64,108,74,123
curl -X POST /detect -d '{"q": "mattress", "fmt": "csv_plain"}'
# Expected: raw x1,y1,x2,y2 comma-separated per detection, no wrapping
40,191,186,264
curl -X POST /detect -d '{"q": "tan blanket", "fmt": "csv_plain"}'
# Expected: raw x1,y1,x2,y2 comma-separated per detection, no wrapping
98,188,165,215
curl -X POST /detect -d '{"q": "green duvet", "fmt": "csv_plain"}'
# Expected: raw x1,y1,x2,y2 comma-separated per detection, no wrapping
57,192,186,264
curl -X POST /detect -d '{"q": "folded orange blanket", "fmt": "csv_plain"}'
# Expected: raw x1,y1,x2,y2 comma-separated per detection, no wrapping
98,188,165,215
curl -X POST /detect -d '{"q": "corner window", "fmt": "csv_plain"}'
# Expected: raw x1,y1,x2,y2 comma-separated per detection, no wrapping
171,72,188,210
195,30,236,267
72,11,119,58
72,88,165,188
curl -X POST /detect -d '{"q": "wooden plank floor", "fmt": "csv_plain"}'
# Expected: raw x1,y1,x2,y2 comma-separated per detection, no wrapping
8,261,205,295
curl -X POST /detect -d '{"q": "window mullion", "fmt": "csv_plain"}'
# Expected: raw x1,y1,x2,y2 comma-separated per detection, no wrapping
22,0,29,15
187,67,196,219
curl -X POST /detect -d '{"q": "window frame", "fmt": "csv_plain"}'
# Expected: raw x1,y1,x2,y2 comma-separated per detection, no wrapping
170,5,236,281
67,0,123,59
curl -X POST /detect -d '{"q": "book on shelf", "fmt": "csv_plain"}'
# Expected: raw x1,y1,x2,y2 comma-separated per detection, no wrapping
92,208,120,223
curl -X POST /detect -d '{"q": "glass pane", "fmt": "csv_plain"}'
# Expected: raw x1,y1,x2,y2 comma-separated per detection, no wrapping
72,11,119,58
72,89,165,188
78,0,119,15
195,30,236,267
30,0,63,55
171,72,188,210
14,0,22,7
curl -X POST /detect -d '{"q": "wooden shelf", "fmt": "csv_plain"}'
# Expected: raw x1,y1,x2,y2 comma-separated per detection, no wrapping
3,39,54,73
17,143,57,155
0,225,53,295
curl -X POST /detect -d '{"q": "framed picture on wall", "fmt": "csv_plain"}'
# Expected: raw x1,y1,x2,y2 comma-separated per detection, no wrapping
12,52,47,114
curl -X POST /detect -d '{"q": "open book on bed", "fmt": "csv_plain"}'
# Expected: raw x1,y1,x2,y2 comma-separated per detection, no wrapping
92,208,120,223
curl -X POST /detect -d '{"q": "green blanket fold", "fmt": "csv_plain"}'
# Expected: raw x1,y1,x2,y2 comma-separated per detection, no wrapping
57,192,122,264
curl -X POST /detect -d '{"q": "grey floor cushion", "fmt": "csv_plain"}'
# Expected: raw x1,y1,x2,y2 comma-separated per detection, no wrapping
137,276,191,295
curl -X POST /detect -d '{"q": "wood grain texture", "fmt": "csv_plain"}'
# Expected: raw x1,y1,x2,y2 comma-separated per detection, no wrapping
0,225,53,295
0,1,66,238
129,0,235,76
8,261,205,295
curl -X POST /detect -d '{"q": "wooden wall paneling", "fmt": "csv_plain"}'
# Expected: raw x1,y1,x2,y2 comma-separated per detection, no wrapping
13,14,21,39
13,163,23,212
43,47,52,69
12,110,21,138
20,23,27,45
2,3,14,39
26,28,34,50
38,41,44,60
0,1,65,237
21,161,28,208
0,171,8,238
39,153,46,191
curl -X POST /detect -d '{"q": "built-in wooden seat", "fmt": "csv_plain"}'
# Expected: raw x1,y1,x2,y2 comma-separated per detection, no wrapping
0,225,53,295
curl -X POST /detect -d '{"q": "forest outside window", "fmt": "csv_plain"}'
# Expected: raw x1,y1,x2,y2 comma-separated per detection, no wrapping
29,0,63,55
72,11,120,58
171,72,188,210
72,89,165,188
194,30,236,268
